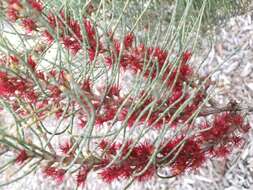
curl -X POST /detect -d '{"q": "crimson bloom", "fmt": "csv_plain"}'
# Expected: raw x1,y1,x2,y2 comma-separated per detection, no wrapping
15,149,28,164
43,166,65,184
27,0,43,12
76,165,90,187
22,18,37,33
6,7,19,22
0,72,15,96
59,140,73,155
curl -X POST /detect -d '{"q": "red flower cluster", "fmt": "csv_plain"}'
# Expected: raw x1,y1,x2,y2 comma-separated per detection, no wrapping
0,60,68,118
76,165,90,187
44,164,91,187
199,112,249,157
43,167,65,184
161,137,205,175
59,140,74,155
22,18,37,33
6,0,23,22
99,140,155,183
15,149,28,164
27,0,43,12
44,11,103,55
3,3,201,131
0,72,16,96
97,111,249,181
5,0,43,29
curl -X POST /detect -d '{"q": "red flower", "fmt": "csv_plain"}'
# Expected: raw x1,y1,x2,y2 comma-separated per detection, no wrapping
43,30,54,44
99,141,156,183
25,90,38,103
8,0,21,4
180,63,193,79
108,85,121,97
0,73,16,96
62,36,82,54
231,114,244,126
88,48,96,61
59,140,73,155
136,165,155,182
15,80,26,92
241,123,250,133
6,8,19,22
36,71,45,80
47,13,56,28
83,18,102,51
27,0,43,12
124,33,135,49
81,79,92,92
161,137,205,174
68,19,82,41
113,39,121,55
43,167,65,184
0,82,13,96
95,107,117,125
43,166,55,175
22,18,37,33
27,55,36,70
99,166,123,183
54,108,63,119
99,140,117,155
48,85,61,99
124,53,142,73
78,117,87,128
181,51,192,64
9,55,19,64
15,149,28,164
76,165,90,187
132,141,154,157
212,147,230,157
200,112,245,144
54,169,65,183
83,18,95,38
230,136,243,146
148,47,168,67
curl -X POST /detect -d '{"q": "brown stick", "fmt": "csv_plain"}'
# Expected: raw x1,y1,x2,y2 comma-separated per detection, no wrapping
199,105,253,116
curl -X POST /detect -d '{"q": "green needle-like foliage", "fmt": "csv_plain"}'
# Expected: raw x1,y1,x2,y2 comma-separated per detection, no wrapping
190,0,252,30
146,0,253,32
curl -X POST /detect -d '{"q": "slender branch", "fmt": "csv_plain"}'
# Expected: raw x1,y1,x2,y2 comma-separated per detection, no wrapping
199,104,253,116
